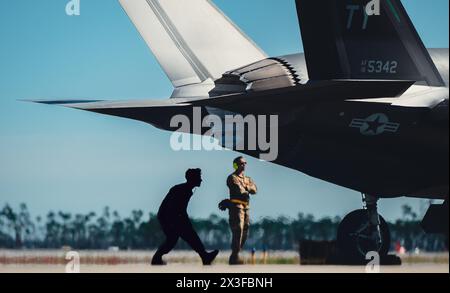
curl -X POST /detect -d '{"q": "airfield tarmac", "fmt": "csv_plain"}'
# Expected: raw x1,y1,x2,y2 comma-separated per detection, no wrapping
0,250,448,273
0,263,448,273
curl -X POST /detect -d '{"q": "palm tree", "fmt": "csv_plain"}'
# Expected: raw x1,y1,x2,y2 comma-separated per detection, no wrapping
110,211,125,248
18,203,35,247
0,208,13,247
45,211,61,248
2,204,22,247
58,211,72,246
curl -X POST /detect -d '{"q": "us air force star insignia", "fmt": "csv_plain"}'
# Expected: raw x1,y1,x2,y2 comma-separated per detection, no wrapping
350,113,400,136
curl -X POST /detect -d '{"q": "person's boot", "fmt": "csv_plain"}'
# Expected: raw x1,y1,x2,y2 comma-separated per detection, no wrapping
229,253,244,265
202,250,219,265
151,254,167,266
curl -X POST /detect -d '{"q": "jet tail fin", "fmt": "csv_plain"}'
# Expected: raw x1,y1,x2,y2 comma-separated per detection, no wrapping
119,0,267,88
295,0,445,86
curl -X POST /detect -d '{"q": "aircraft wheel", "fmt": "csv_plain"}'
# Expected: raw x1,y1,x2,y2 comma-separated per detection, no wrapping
337,209,391,262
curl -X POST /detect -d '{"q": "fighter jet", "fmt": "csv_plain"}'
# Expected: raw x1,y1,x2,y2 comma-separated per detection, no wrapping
32,0,449,261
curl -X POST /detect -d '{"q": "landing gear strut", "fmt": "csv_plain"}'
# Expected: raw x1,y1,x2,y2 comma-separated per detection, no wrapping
337,194,391,263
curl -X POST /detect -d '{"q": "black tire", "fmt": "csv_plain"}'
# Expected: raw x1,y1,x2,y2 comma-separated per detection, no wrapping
337,209,391,262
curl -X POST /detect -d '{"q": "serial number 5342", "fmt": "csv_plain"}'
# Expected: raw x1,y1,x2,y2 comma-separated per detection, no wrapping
361,60,398,74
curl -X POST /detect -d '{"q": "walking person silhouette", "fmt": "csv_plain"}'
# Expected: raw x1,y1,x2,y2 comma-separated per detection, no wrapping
152,168,219,265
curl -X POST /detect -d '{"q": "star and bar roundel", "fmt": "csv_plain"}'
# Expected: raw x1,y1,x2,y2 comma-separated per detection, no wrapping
350,113,401,136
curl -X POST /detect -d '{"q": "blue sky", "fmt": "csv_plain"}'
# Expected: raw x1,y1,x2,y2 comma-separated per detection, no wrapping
0,0,448,222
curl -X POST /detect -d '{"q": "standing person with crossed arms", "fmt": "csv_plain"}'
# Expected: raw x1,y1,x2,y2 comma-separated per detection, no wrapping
220,156,258,265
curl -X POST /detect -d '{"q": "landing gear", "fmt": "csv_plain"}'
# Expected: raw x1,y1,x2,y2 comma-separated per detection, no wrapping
337,194,391,263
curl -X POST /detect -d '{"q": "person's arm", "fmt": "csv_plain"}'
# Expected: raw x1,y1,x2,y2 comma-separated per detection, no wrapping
246,177,257,195
227,175,248,196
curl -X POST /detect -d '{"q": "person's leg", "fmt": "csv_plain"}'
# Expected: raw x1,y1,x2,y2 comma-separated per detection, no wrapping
178,219,207,257
178,218,219,265
154,234,178,257
228,204,245,263
240,207,250,249
152,221,179,264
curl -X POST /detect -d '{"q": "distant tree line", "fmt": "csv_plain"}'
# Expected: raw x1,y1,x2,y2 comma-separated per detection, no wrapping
0,203,446,252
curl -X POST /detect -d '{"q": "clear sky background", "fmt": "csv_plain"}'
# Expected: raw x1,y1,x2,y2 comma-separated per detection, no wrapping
0,0,448,222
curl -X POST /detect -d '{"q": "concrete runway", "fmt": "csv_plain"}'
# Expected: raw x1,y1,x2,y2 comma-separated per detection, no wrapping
0,263,448,273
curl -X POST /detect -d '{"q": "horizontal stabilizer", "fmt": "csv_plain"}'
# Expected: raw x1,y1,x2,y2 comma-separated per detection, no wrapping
28,99,104,105
27,99,200,133
27,79,413,128
191,80,414,114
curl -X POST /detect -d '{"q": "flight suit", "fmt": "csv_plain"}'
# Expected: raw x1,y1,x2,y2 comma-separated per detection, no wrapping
226,173,257,263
